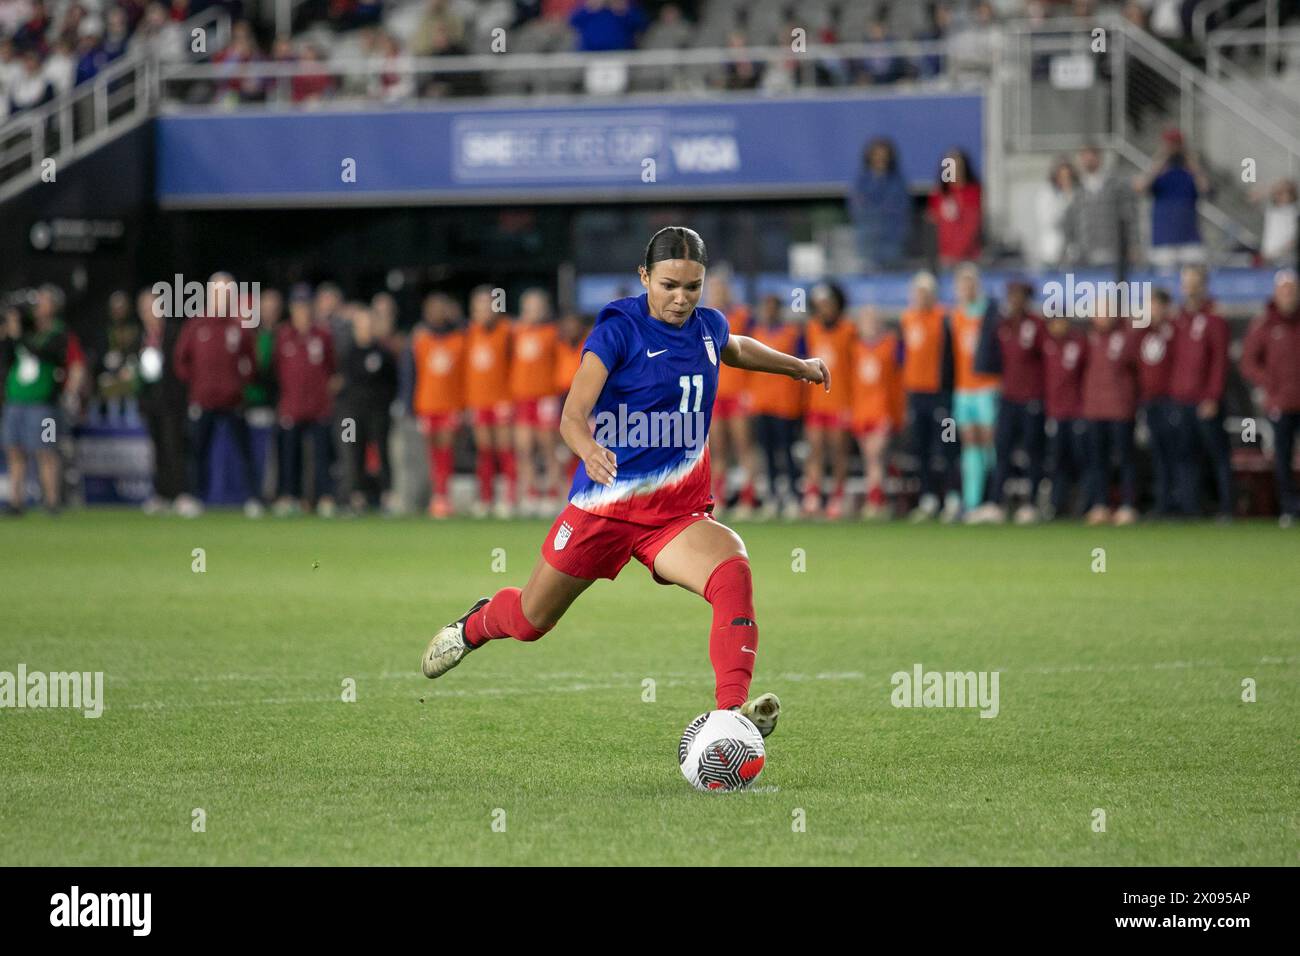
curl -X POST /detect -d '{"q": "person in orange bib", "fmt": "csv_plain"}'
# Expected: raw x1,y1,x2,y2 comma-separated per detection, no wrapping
411,292,465,519
510,289,561,517
802,282,856,519
465,286,515,517
706,275,759,517
748,294,804,518
851,305,903,519
553,311,587,489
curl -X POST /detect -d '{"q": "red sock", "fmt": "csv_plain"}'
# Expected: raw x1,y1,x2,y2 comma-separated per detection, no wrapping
475,448,494,502
703,556,757,710
464,587,551,647
740,482,757,507
497,449,517,503
868,484,885,507
433,446,453,497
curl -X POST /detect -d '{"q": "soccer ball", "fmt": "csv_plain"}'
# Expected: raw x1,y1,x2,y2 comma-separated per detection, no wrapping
678,710,766,791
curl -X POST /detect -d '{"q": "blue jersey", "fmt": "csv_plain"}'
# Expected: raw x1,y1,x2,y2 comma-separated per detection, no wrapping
569,293,730,523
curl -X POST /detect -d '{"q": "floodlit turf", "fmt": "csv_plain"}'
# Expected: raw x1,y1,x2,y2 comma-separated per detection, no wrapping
0,510,1296,866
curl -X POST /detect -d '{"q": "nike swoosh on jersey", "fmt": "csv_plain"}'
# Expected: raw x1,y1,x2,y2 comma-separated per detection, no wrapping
740,645,756,655
646,349,668,357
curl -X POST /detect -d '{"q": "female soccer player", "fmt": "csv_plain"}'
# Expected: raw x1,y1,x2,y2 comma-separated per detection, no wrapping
420,227,830,737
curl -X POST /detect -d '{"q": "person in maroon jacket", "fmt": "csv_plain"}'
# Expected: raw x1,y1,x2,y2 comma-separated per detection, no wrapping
173,274,260,517
1136,289,1178,516
977,280,1046,522
1081,301,1141,525
273,284,340,517
1042,314,1088,519
1240,269,1300,525
1170,265,1233,519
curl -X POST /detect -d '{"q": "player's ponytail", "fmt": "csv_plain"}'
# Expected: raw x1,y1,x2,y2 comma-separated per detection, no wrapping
642,227,709,274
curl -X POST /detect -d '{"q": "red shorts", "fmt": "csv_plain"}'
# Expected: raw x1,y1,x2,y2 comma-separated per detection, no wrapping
853,418,892,440
420,411,461,434
471,402,514,428
514,395,561,429
542,503,713,584
804,409,850,430
713,395,745,421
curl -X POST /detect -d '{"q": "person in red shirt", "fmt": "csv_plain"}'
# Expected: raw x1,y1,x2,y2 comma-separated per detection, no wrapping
1170,265,1233,518
1136,288,1178,516
1081,302,1140,525
1240,269,1300,524
927,149,982,267
802,282,856,518
706,274,758,517
173,273,260,516
976,279,1046,523
273,284,339,516
1042,315,1088,518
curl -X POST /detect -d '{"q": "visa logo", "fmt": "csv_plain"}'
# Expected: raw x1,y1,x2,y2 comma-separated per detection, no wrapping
670,136,740,173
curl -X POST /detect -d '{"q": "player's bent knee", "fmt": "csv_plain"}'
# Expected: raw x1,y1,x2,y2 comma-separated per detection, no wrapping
703,554,755,622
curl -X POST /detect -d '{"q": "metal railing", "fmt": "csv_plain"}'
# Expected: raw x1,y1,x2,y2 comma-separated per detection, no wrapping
0,6,231,203
1206,25,1300,119
1001,15,1300,254
154,37,967,109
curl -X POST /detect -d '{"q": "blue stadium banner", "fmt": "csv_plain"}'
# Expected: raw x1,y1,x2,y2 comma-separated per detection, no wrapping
156,93,982,205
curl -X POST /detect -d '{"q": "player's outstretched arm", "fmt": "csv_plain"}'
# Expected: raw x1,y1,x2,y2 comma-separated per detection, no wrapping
560,351,619,485
721,334,831,392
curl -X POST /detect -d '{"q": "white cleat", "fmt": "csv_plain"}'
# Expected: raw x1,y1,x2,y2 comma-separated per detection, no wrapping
738,692,781,738
421,597,489,679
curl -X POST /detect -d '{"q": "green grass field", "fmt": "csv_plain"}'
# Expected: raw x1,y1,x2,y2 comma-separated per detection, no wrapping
1,511,1296,866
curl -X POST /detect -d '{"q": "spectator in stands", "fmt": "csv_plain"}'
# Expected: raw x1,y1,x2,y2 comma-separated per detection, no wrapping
274,284,339,517
12,0,49,49
173,273,261,517
716,30,759,91
103,5,131,62
849,137,911,271
0,1,34,37
1136,288,1178,517
856,20,902,86
1063,145,1134,268
1134,128,1209,271
928,148,982,266
74,21,109,88
418,20,474,98
949,0,998,78
1240,270,1300,526
411,0,467,55
1255,178,1298,268
1170,265,1232,519
130,3,185,63
641,2,689,48
1,286,68,515
913,3,948,80
1081,300,1140,526
1042,313,1087,519
569,0,646,53
9,46,52,112
329,0,384,32
288,41,334,104
1034,156,1076,269
213,19,266,106
56,3,87,48
369,33,415,103
43,37,75,95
